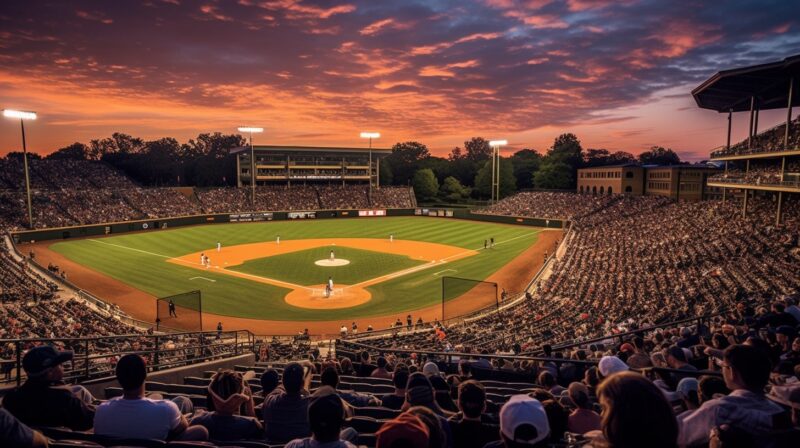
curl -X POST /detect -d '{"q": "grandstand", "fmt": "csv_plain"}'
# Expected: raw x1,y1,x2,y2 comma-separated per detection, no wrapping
1,58,799,448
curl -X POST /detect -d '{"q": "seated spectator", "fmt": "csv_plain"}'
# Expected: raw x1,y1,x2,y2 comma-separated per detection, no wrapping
381,366,409,410
3,346,95,430
678,345,785,446
625,337,652,369
285,386,357,448
586,371,677,448
538,371,565,396
376,412,430,447
430,376,458,413
371,356,392,379
566,382,600,434
263,362,312,443
597,356,629,380
94,354,208,441
260,368,280,396
320,366,379,407
484,395,550,448
0,408,48,448
448,380,499,448
402,372,452,417
407,406,450,448
665,345,698,387
190,369,262,440
675,377,700,418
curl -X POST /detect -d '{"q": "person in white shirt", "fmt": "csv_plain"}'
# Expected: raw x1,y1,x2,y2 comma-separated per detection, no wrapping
94,354,208,442
216,242,221,252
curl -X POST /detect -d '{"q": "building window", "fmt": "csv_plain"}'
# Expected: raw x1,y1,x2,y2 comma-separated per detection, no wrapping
625,186,632,193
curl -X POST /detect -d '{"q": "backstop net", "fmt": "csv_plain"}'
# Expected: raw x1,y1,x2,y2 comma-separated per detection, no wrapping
157,290,202,331
441,276,498,322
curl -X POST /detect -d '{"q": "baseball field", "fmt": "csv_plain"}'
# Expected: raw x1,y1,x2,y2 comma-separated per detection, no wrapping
30,217,561,335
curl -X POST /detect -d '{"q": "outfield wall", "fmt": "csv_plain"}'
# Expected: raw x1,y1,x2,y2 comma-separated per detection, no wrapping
10,207,561,243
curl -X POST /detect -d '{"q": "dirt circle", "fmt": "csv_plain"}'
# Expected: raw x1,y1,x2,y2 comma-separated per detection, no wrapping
284,284,372,309
314,259,351,267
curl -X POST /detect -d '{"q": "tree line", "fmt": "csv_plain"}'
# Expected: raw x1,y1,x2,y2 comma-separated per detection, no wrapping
4,132,683,199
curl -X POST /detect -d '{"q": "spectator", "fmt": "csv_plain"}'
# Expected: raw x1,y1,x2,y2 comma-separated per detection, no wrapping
407,406,449,448
0,408,49,448
94,354,207,441
678,345,785,446
449,380,499,448
484,395,550,448
402,372,452,417
320,366,379,407
381,366,409,410
263,362,312,443
371,356,392,379
190,369,262,440
376,412,430,448
587,371,677,448
3,346,95,430
597,356,628,380
285,386,357,448
566,382,600,434
260,368,280,396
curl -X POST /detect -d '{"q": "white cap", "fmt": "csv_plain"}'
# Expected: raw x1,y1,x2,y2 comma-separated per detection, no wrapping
499,395,550,444
598,356,629,377
422,362,440,377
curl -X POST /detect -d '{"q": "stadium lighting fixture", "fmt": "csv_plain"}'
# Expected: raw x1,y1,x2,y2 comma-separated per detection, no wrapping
360,132,380,195
489,139,507,204
238,126,264,205
3,109,36,228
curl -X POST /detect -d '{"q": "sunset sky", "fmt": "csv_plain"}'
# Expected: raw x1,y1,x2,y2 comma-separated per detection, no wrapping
1,0,798,160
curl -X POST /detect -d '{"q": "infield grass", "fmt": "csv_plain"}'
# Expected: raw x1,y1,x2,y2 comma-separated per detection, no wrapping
49,217,542,320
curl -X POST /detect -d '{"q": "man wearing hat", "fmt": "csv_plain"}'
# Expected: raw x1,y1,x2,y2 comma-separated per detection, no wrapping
484,395,550,447
2,345,95,430
285,386,357,448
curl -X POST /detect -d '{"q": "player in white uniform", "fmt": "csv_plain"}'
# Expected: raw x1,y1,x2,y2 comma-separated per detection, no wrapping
204,255,210,269
276,235,280,244
390,234,394,242
200,253,205,266
328,276,334,296
217,241,221,252
330,250,335,261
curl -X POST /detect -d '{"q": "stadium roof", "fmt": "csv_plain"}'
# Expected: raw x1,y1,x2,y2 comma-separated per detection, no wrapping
230,144,392,155
692,54,800,112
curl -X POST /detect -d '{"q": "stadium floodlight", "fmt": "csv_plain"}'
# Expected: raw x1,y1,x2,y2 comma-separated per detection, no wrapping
488,140,507,204
237,126,264,205
360,132,381,194
3,109,37,228
3,109,37,120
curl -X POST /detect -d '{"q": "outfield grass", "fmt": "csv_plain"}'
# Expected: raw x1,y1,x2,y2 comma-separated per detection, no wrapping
50,217,541,320
230,246,425,286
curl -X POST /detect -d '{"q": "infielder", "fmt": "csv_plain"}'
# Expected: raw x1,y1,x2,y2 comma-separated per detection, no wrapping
217,241,221,252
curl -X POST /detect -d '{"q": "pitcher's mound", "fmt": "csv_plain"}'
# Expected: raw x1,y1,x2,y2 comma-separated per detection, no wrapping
285,284,371,309
315,259,350,266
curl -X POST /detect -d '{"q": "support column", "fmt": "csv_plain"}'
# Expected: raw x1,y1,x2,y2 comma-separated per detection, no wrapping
722,187,726,202
236,154,242,187
377,158,380,188
742,189,748,218
781,157,786,182
786,77,794,150
754,106,759,137
726,109,732,149
776,191,783,225
748,96,755,149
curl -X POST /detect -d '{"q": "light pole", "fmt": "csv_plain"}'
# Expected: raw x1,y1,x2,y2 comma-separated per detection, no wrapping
488,140,507,203
238,126,263,206
360,132,380,196
4,109,37,228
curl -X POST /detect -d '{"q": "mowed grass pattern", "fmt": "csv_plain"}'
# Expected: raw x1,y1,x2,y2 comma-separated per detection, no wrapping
230,246,426,286
49,217,541,320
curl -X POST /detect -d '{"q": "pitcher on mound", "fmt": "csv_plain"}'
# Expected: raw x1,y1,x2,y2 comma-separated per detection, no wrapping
328,276,334,296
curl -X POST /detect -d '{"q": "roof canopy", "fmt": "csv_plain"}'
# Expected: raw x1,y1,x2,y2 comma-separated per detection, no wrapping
692,54,800,112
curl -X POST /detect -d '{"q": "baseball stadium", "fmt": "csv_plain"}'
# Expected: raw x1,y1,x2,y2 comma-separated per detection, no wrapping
1,2,800,447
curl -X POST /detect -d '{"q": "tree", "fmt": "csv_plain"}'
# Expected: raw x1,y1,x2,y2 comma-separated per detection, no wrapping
412,168,439,201
379,158,393,186
464,137,492,162
439,176,470,201
533,160,574,189
607,151,636,165
539,133,583,189
46,143,89,160
638,146,681,165
474,158,516,199
510,149,542,189
5,151,41,161
387,141,430,185
143,138,182,185
447,146,464,161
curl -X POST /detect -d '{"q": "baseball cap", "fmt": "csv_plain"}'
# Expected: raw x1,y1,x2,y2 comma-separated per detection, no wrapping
500,395,550,444
598,356,629,377
422,362,440,377
22,346,73,376
619,343,634,353
376,412,430,448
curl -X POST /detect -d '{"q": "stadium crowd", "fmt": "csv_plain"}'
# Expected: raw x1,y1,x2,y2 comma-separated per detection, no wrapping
711,116,800,158
474,191,617,220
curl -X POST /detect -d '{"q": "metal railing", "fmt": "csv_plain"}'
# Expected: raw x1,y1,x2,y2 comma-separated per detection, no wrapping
0,329,256,386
